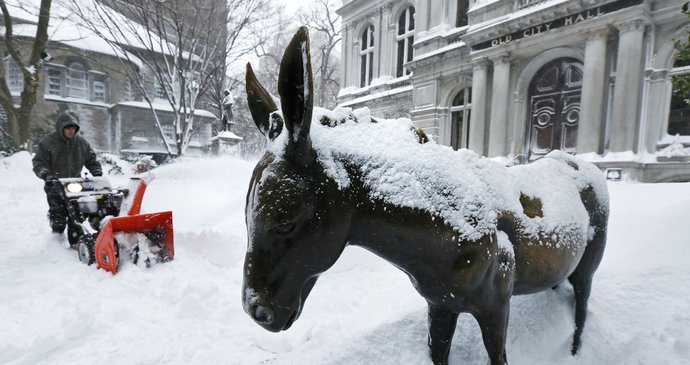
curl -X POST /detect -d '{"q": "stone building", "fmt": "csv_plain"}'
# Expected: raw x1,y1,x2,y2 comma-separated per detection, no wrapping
337,0,690,182
0,1,217,162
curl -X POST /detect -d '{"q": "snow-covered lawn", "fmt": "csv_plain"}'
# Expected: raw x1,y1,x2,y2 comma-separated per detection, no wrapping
1,151,689,364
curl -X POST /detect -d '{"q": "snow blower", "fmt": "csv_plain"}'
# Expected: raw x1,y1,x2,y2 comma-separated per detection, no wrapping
53,174,174,274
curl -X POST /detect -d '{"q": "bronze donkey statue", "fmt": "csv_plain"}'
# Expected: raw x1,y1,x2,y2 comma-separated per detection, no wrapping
242,27,609,365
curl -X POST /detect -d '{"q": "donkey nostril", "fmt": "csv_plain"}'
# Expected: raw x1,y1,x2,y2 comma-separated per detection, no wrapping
254,305,274,324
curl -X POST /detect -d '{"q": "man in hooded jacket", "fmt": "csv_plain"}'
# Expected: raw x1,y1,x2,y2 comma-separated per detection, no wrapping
32,112,103,245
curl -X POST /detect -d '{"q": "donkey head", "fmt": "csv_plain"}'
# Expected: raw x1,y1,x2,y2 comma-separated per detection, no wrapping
242,27,351,332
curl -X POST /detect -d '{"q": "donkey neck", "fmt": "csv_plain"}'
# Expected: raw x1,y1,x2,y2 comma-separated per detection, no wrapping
340,173,479,288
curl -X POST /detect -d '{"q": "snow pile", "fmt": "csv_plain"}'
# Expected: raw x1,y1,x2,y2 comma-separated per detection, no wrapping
1,151,690,364
659,134,690,158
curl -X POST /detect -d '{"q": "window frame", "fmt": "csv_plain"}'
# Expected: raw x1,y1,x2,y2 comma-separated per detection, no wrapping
45,65,65,97
66,62,89,99
449,87,472,150
456,0,469,28
667,63,690,137
360,24,375,88
44,60,109,103
396,7,415,78
4,56,24,94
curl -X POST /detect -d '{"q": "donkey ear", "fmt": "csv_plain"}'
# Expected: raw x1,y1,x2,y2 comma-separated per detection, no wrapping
246,62,283,139
278,26,313,147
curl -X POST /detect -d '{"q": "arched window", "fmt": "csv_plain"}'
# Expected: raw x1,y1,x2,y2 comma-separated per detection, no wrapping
360,24,375,87
668,57,690,136
456,0,469,27
4,57,24,93
66,62,88,99
396,7,415,78
450,87,472,150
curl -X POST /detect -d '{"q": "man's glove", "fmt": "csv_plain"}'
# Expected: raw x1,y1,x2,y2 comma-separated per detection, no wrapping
40,170,55,182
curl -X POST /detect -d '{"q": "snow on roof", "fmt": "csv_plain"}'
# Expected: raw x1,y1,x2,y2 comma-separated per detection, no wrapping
1,0,185,67
114,101,217,119
216,131,243,140
265,106,607,242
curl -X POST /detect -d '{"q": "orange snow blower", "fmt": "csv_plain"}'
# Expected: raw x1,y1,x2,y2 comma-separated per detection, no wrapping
54,174,174,274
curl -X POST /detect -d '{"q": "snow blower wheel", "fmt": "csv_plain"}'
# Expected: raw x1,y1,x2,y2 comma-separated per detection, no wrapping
77,235,95,265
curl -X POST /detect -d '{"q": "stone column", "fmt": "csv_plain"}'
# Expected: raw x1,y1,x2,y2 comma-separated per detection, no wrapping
429,0,442,29
609,19,647,152
641,69,669,154
341,22,352,88
468,59,489,155
577,28,609,154
417,0,429,32
378,4,393,78
488,56,511,157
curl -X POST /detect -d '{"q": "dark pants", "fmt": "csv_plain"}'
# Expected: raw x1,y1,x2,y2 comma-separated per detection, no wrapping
44,182,81,245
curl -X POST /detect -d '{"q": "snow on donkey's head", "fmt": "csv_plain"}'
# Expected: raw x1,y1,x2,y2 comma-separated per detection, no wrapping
241,26,610,365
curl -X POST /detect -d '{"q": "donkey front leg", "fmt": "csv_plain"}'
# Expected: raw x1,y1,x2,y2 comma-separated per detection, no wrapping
474,304,509,365
427,303,459,365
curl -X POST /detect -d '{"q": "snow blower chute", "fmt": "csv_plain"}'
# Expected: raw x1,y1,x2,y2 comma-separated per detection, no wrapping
54,174,174,274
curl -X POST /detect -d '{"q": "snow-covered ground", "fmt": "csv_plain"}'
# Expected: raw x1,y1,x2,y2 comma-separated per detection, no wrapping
1,151,689,365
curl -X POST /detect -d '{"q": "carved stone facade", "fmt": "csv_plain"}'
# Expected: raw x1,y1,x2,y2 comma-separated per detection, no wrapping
337,0,690,182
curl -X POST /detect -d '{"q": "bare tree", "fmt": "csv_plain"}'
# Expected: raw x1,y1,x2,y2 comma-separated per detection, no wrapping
222,2,292,156
68,0,272,156
0,0,52,151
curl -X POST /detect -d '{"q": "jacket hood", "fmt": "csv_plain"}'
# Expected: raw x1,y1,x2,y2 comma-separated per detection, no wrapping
55,113,81,135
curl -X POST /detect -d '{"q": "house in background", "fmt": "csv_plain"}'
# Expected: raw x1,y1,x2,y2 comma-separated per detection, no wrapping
337,0,690,182
0,1,217,163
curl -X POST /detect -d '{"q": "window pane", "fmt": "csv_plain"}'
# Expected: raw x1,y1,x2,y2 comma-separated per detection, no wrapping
397,40,405,77
453,90,465,106
47,69,62,96
406,38,414,63
93,80,106,102
451,111,464,150
361,56,367,87
369,26,375,47
123,76,133,101
408,8,416,32
66,63,87,99
5,58,24,92
457,0,469,27
398,11,405,36
668,91,690,135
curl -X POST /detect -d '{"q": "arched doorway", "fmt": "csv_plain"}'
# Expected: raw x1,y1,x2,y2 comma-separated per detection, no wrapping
525,58,583,161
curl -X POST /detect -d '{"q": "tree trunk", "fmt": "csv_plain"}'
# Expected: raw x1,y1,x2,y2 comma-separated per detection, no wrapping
0,0,53,150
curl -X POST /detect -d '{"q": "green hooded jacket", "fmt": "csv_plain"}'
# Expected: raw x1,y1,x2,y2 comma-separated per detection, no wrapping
32,113,103,180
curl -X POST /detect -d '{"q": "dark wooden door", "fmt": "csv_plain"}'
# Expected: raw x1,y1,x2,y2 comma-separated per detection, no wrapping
526,58,583,161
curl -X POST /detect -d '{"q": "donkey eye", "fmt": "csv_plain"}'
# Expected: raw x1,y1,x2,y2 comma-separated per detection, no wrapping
272,223,296,235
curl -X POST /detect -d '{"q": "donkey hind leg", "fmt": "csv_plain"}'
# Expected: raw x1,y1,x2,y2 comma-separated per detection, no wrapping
474,305,509,365
567,238,604,356
567,272,592,356
427,303,459,365
568,186,608,356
